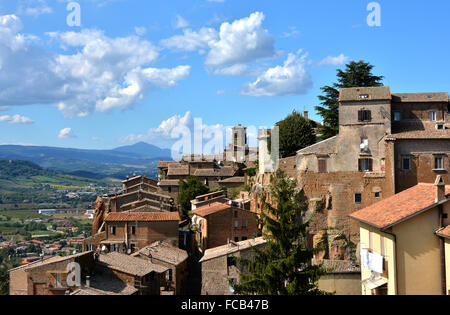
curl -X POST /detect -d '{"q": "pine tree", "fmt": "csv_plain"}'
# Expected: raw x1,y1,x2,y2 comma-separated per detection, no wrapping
271,111,316,158
316,60,384,140
233,170,328,295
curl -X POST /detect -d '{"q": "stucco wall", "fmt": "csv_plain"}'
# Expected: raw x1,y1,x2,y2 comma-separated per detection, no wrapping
393,208,442,295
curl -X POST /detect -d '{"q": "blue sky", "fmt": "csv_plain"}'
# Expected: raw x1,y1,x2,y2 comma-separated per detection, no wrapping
0,0,449,150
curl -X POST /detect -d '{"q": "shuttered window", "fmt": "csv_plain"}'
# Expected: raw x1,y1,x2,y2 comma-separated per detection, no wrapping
318,159,327,173
358,110,372,122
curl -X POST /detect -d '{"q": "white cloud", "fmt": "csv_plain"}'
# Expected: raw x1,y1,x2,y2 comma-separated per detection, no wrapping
319,54,350,66
160,27,218,52
58,128,76,139
17,0,53,17
174,15,189,29
281,26,300,38
161,12,275,69
0,114,34,124
213,64,247,76
0,15,191,117
241,51,313,97
216,90,225,95
206,12,275,67
134,26,147,36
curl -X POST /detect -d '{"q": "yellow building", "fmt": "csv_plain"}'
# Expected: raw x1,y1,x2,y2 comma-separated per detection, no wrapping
350,176,450,295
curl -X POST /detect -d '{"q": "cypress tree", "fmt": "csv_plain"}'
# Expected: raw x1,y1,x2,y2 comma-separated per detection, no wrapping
233,170,328,295
316,60,384,140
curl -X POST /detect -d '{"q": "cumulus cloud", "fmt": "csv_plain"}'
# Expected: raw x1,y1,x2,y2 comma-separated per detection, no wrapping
0,15,191,117
160,27,218,53
319,54,350,66
161,12,275,69
206,12,275,66
17,0,53,17
241,51,313,97
174,15,189,29
0,114,34,124
213,64,247,76
58,128,76,139
134,26,147,36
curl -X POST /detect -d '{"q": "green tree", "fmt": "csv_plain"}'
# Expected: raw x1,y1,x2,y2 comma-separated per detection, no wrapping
273,111,316,158
177,176,209,217
316,60,384,140
233,170,328,295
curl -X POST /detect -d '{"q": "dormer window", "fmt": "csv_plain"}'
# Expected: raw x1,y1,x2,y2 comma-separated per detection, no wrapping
358,110,372,122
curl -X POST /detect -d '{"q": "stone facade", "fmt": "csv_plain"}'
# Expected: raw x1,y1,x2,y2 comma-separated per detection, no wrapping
252,86,450,261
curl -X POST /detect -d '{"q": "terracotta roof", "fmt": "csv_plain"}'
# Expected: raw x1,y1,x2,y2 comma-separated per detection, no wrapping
200,237,266,262
158,180,180,186
167,165,189,176
97,252,168,276
436,226,450,239
390,122,450,139
194,167,235,177
339,87,391,102
132,241,188,266
192,202,231,217
350,183,450,229
392,93,449,103
312,259,360,273
218,177,245,183
105,211,180,222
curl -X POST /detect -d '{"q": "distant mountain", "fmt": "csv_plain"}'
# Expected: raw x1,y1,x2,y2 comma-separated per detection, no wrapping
113,142,171,158
0,143,173,179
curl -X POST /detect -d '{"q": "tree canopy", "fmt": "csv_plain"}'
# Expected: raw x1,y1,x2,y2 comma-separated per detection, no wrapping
233,170,328,295
177,176,209,217
315,60,384,140
274,111,316,158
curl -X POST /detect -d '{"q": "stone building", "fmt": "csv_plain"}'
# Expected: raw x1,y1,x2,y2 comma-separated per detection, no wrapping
157,124,258,200
93,211,181,253
9,251,168,295
199,237,266,295
252,86,450,261
132,241,189,295
191,202,259,253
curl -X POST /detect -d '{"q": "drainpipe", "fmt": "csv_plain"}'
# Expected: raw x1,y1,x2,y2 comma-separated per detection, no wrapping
382,229,398,295
439,204,446,295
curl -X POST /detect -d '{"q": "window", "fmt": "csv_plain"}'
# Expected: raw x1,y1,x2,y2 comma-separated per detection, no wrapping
168,187,172,193
393,111,402,121
359,94,369,99
359,158,373,172
234,211,238,218
227,256,236,267
402,157,411,171
360,138,370,154
355,193,362,204
436,124,444,130
242,236,248,241
234,237,239,242
318,159,327,173
430,111,437,121
242,220,248,229
358,110,372,122
110,226,116,235
110,244,116,252
374,192,381,198
435,156,444,170
130,225,136,235
166,269,173,282
234,220,239,230
130,243,136,253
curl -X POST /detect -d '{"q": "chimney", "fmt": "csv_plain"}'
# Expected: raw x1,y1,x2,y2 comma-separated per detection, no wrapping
434,175,446,203
304,111,309,121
